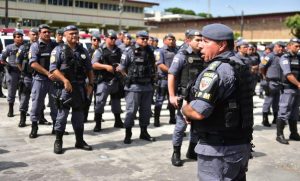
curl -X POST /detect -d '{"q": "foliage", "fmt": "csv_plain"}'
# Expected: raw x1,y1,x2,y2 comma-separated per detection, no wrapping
284,14,300,38
165,7,196,15
197,12,212,18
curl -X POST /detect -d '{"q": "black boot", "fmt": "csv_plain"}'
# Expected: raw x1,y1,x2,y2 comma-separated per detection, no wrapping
18,111,26,127
114,113,124,128
272,112,278,124
7,103,14,117
139,127,156,141
186,142,197,160
75,129,92,151
276,119,289,144
39,111,52,125
93,113,102,132
124,128,132,144
154,106,161,127
171,146,183,167
169,104,176,124
29,122,38,138
262,112,271,127
54,131,64,154
288,120,300,141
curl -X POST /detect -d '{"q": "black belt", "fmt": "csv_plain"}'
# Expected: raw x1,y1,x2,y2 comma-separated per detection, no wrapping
198,134,250,146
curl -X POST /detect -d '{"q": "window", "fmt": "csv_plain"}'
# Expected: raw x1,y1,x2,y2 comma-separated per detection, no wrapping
48,0,72,6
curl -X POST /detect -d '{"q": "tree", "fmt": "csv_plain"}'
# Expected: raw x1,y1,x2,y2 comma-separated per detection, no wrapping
197,12,212,18
285,14,300,38
165,7,196,15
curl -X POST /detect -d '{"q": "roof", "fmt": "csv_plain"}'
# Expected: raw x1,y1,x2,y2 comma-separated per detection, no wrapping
111,0,159,7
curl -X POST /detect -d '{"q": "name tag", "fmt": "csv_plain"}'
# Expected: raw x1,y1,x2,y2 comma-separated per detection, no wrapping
41,53,50,56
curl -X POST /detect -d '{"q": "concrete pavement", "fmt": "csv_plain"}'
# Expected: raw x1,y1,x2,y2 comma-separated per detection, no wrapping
0,87,300,181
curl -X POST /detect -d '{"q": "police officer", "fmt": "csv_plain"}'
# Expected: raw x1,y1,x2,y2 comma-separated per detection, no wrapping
182,23,253,180
55,29,64,45
16,28,38,127
118,33,132,52
154,33,178,127
83,33,101,123
276,38,300,144
178,29,191,52
168,29,204,166
259,41,285,127
28,24,58,138
0,30,23,117
119,31,156,144
92,30,124,132
0,42,6,98
115,30,127,46
247,44,260,94
50,25,94,154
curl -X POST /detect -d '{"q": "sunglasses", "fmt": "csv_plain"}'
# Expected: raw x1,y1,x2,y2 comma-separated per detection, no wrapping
139,37,149,41
41,31,50,34
108,37,117,40
92,39,100,41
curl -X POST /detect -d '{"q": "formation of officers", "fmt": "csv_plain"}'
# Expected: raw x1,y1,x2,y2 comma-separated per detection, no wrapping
0,22,300,180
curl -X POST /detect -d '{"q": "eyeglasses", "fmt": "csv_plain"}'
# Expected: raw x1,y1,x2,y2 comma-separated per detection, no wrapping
92,39,100,42
108,37,117,40
139,37,149,41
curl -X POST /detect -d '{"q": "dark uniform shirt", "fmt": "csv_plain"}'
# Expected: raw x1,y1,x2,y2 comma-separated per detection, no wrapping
1,43,21,67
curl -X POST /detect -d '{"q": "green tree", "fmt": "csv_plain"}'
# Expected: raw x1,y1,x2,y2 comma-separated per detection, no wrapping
197,12,213,18
165,7,196,15
285,14,300,38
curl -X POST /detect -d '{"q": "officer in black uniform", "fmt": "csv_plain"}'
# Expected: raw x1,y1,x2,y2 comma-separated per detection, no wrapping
0,43,6,98
182,23,253,180
83,33,101,123
50,25,94,154
168,29,204,166
259,41,285,127
92,30,124,132
119,31,156,144
0,30,23,117
154,33,177,127
16,28,38,127
276,38,300,144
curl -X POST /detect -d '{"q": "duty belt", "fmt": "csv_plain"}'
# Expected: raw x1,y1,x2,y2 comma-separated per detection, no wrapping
198,134,250,146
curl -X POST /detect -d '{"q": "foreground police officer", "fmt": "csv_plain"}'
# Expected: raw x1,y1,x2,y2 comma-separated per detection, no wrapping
182,23,253,180
276,38,300,144
29,24,58,138
168,29,204,166
154,33,177,127
92,30,124,132
16,28,38,127
259,41,285,127
0,30,23,117
119,31,156,144
50,25,94,154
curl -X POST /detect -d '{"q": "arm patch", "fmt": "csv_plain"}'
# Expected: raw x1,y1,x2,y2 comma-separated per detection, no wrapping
194,70,219,103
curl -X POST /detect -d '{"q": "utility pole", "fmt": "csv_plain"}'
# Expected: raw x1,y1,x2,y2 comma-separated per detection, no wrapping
5,0,8,28
119,0,124,31
207,0,211,17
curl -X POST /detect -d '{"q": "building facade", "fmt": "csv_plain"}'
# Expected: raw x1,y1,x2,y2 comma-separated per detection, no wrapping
0,0,158,31
147,11,300,43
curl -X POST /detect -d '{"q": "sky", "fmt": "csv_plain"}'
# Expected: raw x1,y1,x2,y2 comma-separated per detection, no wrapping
142,0,300,17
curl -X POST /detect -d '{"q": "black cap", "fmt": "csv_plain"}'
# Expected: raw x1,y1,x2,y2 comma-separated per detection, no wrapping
185,29,191,37
124,33,132,39
30,28,39,34
274,41,286,47
91,33,101,39
136,31,149,38
289,38,300,43
13,30,24,36
56,29,64,35
105,30,117,38
64,25,78,32
164,33,175,40
201,23,233,40
38,24,50,31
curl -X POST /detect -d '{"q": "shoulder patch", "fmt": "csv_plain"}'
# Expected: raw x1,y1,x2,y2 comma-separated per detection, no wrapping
194,70,219,103
121,54,126,60
261,59,268,65
199,72,218,91
28,51,32,59
173,57,179,63
155,51,160,61
282,59,289,65
50,55,56,64
81,54,86,60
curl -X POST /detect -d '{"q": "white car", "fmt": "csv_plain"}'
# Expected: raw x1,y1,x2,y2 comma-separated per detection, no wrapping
79,39,91,50
0,35,30,51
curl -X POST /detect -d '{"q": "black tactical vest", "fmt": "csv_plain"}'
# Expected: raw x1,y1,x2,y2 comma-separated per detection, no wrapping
178,50,204,96
96,46,122,81
127,46,155,84
191,58,253,142
282,53,300,89
20,43,34,75
37,41,56,71
59,44,87,83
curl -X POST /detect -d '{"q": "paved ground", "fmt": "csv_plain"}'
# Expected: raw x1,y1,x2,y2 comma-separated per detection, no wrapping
0,87,300,181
